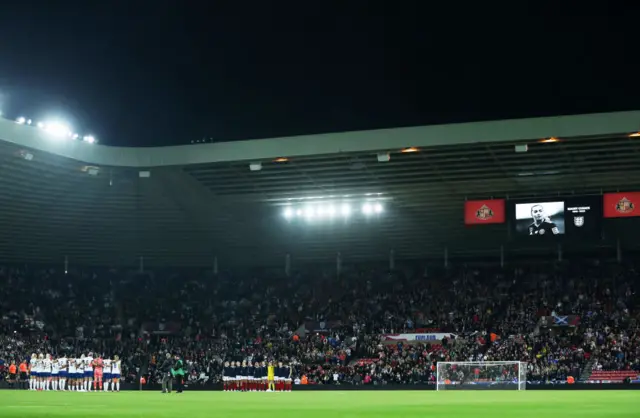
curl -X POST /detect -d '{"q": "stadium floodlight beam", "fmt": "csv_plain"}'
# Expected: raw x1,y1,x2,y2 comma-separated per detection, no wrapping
340,203,351,217
16,117,26,124
362,203,372,215
304,206,316,220
374,203,383,213
283,207,293,219
83,135,96,144
44,121,72,138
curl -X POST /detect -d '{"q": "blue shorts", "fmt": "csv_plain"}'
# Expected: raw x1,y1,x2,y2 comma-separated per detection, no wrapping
31,372,39,378
59,371,68,378
41,373,50,378
104,373,112,380
112,373,121,380
70,373,79,379
52,373,59,378
84,371,93,379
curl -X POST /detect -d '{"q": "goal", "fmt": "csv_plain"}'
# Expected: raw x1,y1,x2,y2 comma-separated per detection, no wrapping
436,361,526,391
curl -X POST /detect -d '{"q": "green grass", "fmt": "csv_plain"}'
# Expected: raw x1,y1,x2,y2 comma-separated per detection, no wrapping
0,390,638,417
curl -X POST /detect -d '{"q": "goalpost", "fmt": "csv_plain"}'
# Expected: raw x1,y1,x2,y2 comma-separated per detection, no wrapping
436,361,527,391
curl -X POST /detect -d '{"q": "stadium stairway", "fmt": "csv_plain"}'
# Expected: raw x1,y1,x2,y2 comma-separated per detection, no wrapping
579,359,595,381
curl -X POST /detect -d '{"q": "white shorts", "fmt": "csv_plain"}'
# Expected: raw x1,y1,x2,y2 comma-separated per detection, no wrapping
223,376,229,382
274,377,281,381
236,375,242,380
285,378,292,382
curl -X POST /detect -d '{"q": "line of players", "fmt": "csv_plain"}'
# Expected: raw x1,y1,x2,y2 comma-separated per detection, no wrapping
28,353,122,392
222,360,292,392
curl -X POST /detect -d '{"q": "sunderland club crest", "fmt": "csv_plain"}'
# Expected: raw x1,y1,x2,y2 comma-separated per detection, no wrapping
475,204,494,220
574,216,584,227
616,197,635,214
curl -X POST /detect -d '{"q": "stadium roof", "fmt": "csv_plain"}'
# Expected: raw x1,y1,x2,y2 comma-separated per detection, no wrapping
1,111,639,267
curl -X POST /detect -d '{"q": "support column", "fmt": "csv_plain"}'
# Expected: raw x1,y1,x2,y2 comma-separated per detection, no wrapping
64,255,69,275
557,244,563,262
285,253,291,277
444,246,449,269
389,249,395,271
336,252,342,278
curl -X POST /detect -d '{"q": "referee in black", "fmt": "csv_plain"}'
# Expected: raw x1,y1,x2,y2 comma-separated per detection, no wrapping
160,353,174,393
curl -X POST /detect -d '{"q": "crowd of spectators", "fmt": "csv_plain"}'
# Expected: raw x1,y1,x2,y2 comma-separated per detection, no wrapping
1,257,639,386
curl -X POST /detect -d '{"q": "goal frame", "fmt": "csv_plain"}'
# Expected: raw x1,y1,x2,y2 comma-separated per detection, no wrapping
436,361,527,391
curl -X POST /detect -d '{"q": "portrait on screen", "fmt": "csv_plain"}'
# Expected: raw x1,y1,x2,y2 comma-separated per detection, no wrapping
514,201,565,236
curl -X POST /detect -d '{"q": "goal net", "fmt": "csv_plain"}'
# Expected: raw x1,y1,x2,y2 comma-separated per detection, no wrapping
436,361,526,391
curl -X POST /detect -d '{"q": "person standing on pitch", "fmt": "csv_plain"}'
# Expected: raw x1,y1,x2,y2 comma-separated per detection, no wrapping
171,354,185,393
160,353,173,393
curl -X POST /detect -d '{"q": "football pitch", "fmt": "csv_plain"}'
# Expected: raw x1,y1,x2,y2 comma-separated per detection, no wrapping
0,390,638,417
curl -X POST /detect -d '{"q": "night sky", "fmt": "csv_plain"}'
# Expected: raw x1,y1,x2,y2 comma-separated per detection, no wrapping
0,3,638,147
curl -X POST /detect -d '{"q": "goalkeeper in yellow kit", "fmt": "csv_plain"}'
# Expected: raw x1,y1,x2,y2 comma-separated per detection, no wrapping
267,362,275,392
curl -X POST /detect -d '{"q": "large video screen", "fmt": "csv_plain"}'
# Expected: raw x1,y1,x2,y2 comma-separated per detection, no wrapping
512,197,601,239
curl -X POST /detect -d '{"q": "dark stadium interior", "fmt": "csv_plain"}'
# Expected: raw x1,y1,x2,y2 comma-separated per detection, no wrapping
1,114,640,267
0,110,639,400
2,10,640,418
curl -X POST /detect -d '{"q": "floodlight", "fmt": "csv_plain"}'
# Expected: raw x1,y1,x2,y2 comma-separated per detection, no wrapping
83,135,96,144
362,203,372,215
45,122,72,137
317,206,326,217
304,206,316,219
16,117,26,124
27,119,32,125
37,122,45,128
340,203,351,216
283,207,293,219
327,205,336,217
72,133,79,140
295,209,303,216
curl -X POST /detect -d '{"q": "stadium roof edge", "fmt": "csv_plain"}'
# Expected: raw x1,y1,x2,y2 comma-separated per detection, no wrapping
0,110,638,168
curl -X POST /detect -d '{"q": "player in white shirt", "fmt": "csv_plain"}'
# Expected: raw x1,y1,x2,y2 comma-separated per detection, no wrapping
58,356,68,391
42,354,53,391
36,354,45,390
69,358,78,391
50,355,60,391
103,358,112,392
29,353,38,390
77,357,86,392
84,353,94,392
112,355,122,392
